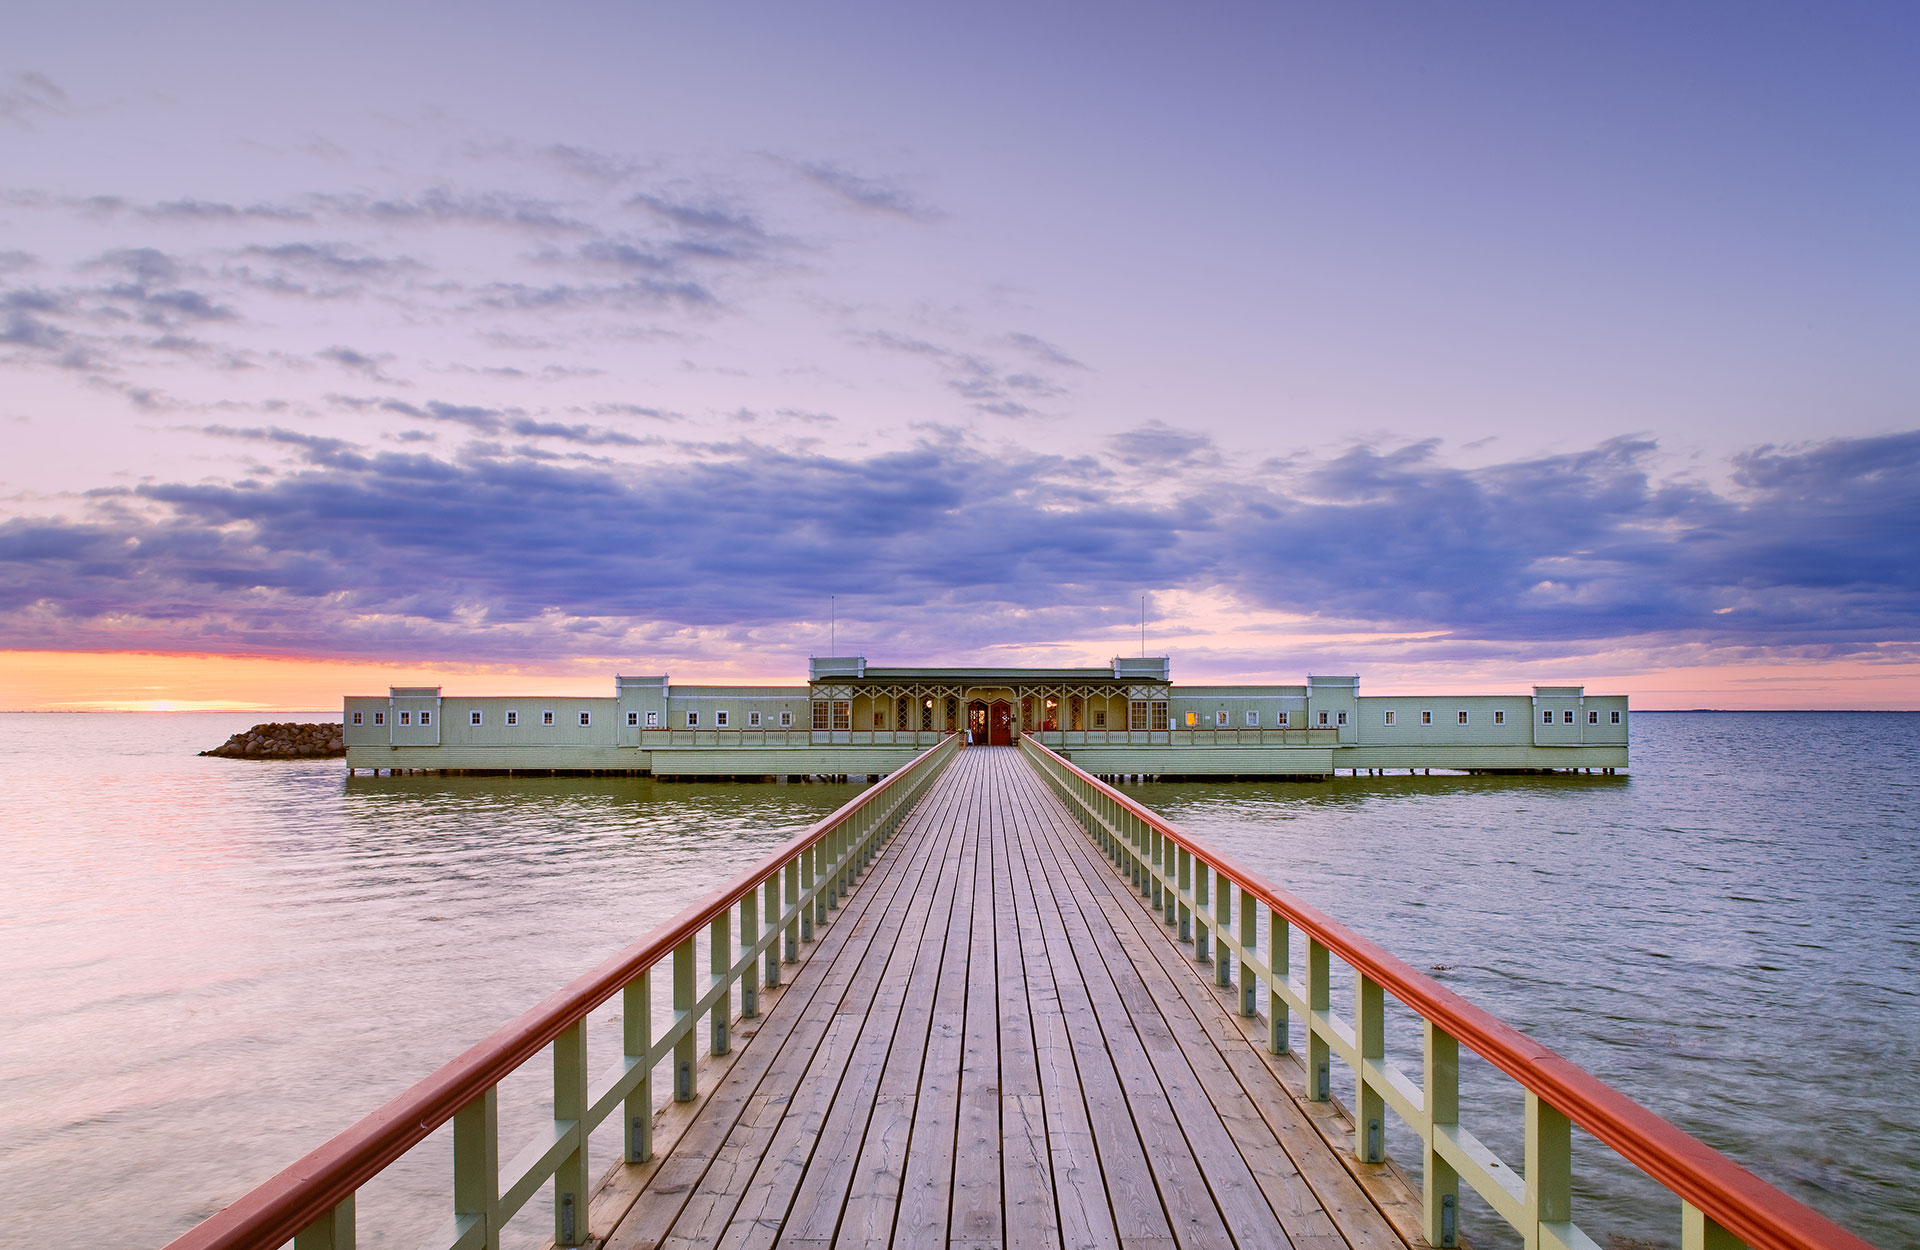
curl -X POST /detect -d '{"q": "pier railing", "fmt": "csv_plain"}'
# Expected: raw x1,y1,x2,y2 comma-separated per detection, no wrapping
166,732,961,1250
1020,736,1874,1250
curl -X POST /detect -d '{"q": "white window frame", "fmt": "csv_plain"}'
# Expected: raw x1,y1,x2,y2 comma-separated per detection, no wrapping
779,710,792,727
471,710,483,726
1543,710,1554,724
1093,709,1107,729
715,710,729,727
1564,709,1575,724
688,711,699,727
1245,710,1259,727
543,710,555,726
645,710,659,727
1494,710,1504,725
1337,711,1348,726
399,711,412,726
1458,710,1469,725
1385,710,1396,726
352,711,364,725
1611,710,1621,724
1422,710,1433,725
1318,711,1329,726
627,711,639,726
373,711,385,725
748,711,761,727
419,711,431,726
1277,710,1289,726
1215,709,1229,727
1589,710,1599,724
579,711,592,727
506,710,519,726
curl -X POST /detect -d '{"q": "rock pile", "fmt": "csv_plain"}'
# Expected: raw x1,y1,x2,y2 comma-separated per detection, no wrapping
201,722,347,760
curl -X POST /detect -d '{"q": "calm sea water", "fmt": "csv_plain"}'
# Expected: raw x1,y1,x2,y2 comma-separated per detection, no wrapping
0,712,1913,1249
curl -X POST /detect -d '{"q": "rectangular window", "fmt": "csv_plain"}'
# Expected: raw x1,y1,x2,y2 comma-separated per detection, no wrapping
1494,710,1504,725
399,711,412,725
1277,710,1289,726
814,701,830,730
506,710,519,726
1150,701,1169,731
1564,709,1575,724
1589,710,1599,724
748,711,761,727
779,710,792,728
1092,709,1107,728
1543,710,1555,724
1318,711,1329,726
627,711,639,726
373,711,385,725
352,711,364,725
1215,710,1229,727
1337,711,1348,726
832,701,851,731
645,711,659,727
543,711,555,726
419,711,431,726
872,710,886,730
1422,710,1432,725
1611,710,1621,724
715,710,728,727
1385,710,1396,726
1129,700,1148,731
1458,711,1469,725
688,711,699,727
1245,710,1259,727
579,711,591,726
1185,711,1199,727
471,710,483,726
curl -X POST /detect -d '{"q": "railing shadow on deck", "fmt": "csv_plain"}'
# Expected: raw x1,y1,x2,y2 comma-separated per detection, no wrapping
1017,736,1877,1250
164,733,963,1250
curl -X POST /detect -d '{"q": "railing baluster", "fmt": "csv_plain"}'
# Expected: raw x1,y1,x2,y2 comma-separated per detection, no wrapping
1355,974,1385,1162
624,972,652,1163
1195,859,1212,964
1682,1203,1745,1250
1525,1091,1572,1250
1268,909,1289,1054
1238,887,1257,1017
293,1195,354,1250
785,855,802,957
673,935,696,1100
1214,869,1233,988
764,872,782,988
1177,845,1192,942
741,883,760,1019
454,1085,500,1249
1423,1022,1460,1247
1306,937,1331,1101
803,843,818,940
710,912,732,1055
553,1020,588,1246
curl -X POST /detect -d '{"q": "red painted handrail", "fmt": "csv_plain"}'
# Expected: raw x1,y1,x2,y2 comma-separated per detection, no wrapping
1023,738,1878,1250
165,735,956,1250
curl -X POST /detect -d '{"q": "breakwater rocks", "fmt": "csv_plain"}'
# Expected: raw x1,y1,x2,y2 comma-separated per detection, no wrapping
201,722,346,760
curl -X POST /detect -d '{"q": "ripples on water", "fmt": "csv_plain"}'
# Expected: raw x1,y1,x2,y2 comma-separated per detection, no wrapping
0,712,1913,1249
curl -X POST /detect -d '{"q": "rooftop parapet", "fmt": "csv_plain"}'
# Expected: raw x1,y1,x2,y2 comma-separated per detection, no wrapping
1111,656,1171,681
808,656,867,680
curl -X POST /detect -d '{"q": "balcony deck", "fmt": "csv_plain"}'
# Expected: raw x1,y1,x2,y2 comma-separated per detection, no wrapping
585,746,1417,1250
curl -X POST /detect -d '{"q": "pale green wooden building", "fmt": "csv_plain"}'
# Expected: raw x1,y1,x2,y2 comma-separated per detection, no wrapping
343,657,1627,778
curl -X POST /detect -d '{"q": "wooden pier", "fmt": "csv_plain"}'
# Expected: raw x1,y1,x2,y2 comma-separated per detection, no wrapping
169,734,1877,1250
588,746,1409,1250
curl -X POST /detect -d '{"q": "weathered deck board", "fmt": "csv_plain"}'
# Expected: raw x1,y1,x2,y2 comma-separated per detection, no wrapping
596,747,1421,1250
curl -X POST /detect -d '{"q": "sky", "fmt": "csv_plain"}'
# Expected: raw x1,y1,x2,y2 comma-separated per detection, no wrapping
2,2,1917,710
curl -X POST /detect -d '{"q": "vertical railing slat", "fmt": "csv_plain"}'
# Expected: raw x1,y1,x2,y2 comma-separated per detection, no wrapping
673,935,696,1101
553,1021,588,1247
1525,1091,1572,1250
1423,1023,1460,1247
1305,937,1331,1101
624,972,652,1164
293,1195,354,1250
1355,974,1385,1162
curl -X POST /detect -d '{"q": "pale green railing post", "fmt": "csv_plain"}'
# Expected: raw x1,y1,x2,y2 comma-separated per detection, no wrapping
1423,1023,1460,1247
710,911,732,1055
785,856,802,955
1305,938,1331,1100
802,844,818,940
740,885,760,1019
453,1085,500,1249
763,873,782,988
1524,1091,1572,1250
1268,910,1290,1053
1162,835,1178,926
1214,871,1233,987
294,1195,354,1250
1150,828,1164,912
1681,1203,1744,1250
1194,860,1212,964
1355,974,1385,1162
673,936,696,1100
1238,888,1258,1017
553,1020,588,1246
624,972,652,1163
1177,846,1192,942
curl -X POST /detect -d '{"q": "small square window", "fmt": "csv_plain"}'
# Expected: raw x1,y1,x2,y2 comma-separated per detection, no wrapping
400,711,412,725
1543,710,1555,724
352,711,364,725
1494,710,1504,725
579,711,591,726
1245,710,1259,727
749,711,762,727
1277,711,1289,726
1564,709,1575,724
688,711,699,727
1458,711,1469,725
506,710,519,726
1611,710,1621,724
373,711,385,725
1215,710,1229,727
645,710,659,727
1317,711,1329,726
543,710,555,726
716,710,729,727
779,710,792,727
1385,710,1396,726
1588,710,1599,724
419,711,431,726
1422,710,1433,725
1092,709,1107,728
471,710,483,726
627,711,639,726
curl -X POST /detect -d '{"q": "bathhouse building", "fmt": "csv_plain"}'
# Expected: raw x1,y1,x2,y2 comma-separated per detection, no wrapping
342,657,1628,778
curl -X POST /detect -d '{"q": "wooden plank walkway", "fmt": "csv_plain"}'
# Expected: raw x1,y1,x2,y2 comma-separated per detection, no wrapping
588,746,1422,1250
